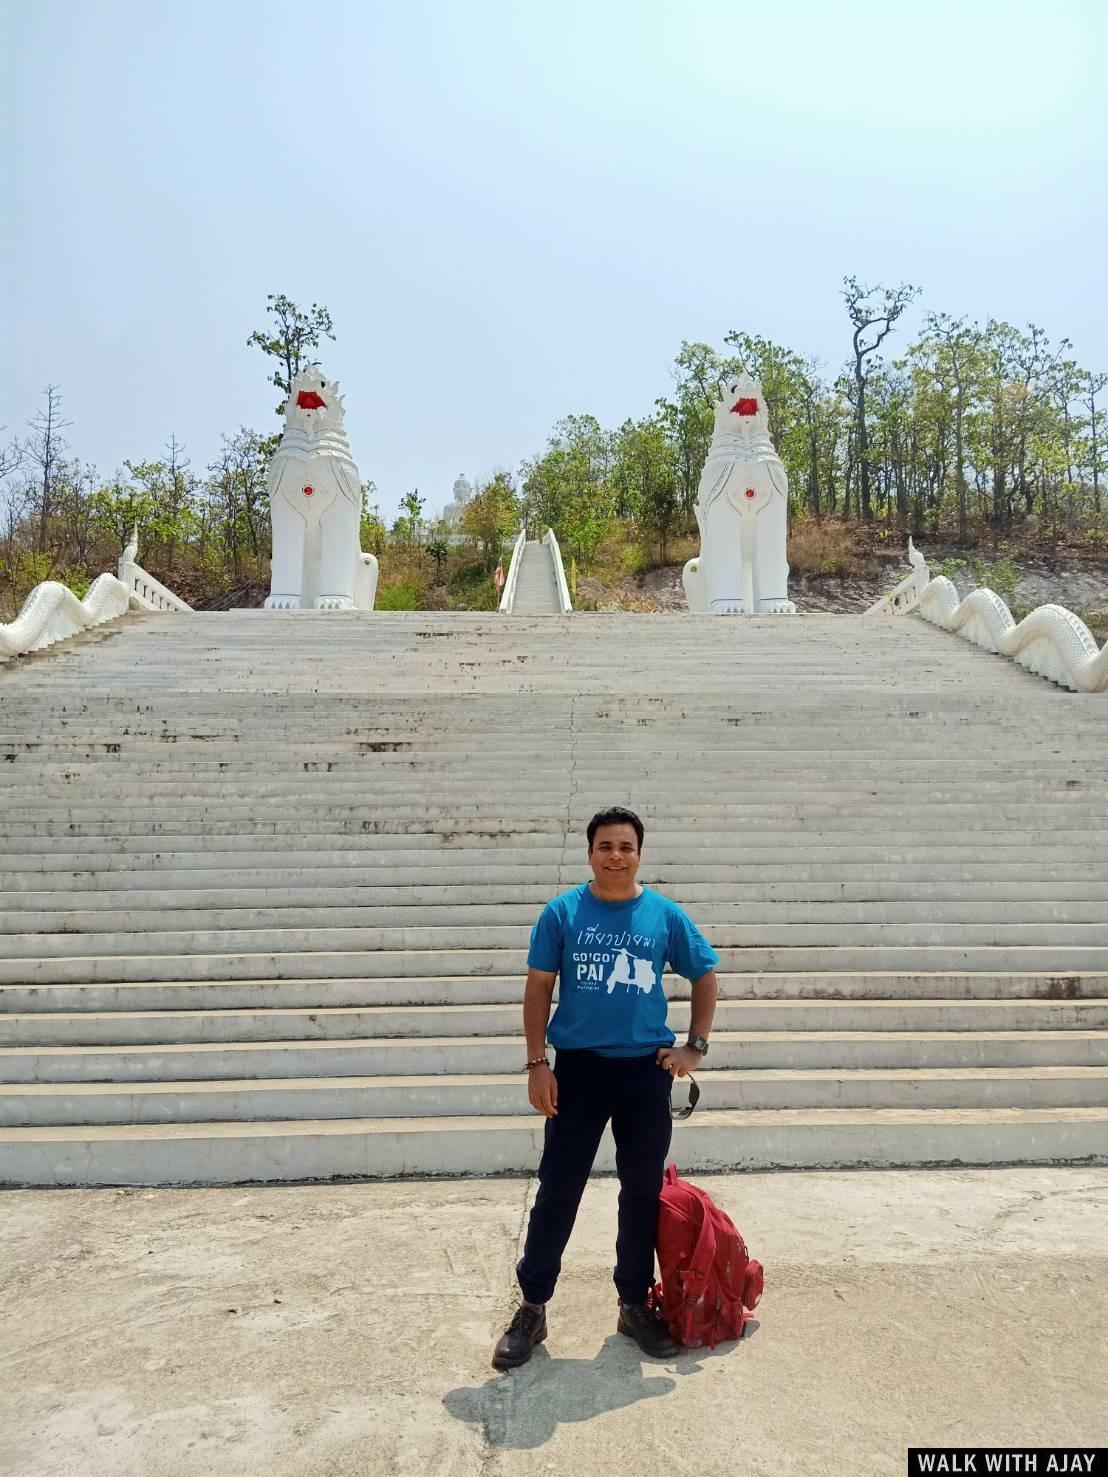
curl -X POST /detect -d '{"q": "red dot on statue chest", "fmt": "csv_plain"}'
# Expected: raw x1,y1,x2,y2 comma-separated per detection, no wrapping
744,488,757,500
303,485,315,497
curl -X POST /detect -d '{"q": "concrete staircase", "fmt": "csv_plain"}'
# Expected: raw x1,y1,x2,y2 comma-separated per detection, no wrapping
1,610,1106,1186
509,540,562,614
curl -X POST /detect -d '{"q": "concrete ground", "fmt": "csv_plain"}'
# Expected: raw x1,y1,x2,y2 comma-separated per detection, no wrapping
2,1168,1106,1477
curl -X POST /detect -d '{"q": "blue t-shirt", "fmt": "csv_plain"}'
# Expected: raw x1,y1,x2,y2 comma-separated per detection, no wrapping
527,883,720,1058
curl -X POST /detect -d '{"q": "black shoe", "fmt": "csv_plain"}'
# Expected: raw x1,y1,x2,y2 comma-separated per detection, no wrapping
617,1302,682,1359
492,1304,547,1370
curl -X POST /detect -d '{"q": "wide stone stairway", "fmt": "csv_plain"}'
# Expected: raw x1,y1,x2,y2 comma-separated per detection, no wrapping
1,610,1106,1185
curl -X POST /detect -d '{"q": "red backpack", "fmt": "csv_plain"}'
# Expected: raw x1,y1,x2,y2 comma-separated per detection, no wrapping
648,1162,764,1349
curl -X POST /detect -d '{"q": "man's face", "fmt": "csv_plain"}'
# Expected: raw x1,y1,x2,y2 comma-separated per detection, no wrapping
588,823,641,887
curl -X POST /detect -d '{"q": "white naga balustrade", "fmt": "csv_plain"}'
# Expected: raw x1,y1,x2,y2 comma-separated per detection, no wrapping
683,373,796,615
265,367,378,611
0,527,190,664
867,541,1108,693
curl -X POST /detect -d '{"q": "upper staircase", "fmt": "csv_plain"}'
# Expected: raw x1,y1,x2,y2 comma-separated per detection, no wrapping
505,539,564,615
1,609,1105,1185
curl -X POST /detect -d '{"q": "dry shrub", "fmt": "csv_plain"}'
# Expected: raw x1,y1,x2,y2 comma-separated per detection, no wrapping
787,519,862,578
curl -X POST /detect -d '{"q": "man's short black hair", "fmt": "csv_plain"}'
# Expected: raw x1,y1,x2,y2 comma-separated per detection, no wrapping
587,806,645,852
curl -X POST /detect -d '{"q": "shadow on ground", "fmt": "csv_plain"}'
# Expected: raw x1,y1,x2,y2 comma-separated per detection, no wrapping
443,1329,750,1450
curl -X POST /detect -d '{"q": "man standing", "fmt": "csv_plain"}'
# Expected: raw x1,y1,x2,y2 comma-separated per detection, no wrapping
492,806,719,1370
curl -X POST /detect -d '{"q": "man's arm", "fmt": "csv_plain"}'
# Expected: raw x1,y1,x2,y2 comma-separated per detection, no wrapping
523,966,559,1116
523,966,557,1060
657,967,718,1078
688,967,718,1042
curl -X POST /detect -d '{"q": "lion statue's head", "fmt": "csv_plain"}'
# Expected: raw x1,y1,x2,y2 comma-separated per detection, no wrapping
711,373,771,440
282,367,347,438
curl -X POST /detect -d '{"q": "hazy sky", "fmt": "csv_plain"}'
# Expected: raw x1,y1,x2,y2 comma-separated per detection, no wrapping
2,0,1106,521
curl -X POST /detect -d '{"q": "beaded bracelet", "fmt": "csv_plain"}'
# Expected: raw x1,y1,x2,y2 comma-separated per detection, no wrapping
523,1056,551,1071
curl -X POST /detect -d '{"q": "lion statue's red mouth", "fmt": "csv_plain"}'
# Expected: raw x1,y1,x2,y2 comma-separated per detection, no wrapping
297,390,327,410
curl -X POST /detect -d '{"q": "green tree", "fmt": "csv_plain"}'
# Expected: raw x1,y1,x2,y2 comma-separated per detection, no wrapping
52,458,100,571
396,488,426,552
521,415,617,562
91,472,156,554
461,472,519,570
1079,370,1107,515
21,385,71,554
204,429,271,581
247,294,336,414
612,418,679,559
426,535,450,581
360,482,387,555
842,276,920,521
655,342,737,524
125,435,200,574
909,315,983,540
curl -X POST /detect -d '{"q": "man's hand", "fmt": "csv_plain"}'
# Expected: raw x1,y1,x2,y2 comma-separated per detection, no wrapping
528,1064,558,1117
656,1045,702,1079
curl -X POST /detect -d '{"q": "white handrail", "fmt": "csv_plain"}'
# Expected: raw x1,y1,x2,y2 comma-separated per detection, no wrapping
865,541,1107,693
116,525,191,612
0,527,191,663
865,538,929,615
543,527,573,613
498,526,527,614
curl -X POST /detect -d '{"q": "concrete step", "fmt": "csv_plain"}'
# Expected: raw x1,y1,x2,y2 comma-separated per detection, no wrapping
14,804,1105,835
6,898,1107,934
4,997,1106,1046
7,945,1108,986
6,844,1105,874
2,972,1102,1014
5,752,1096,779
3,861,1102,892
3,1106,1106,1185
4,879,1105,909
3,764,1096,792
4,1029,1106,1083
5,1065,1108,1127
6,920,1108,963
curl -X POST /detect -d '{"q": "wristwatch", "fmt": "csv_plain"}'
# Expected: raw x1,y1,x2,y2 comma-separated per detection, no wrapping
686,1035,710,1056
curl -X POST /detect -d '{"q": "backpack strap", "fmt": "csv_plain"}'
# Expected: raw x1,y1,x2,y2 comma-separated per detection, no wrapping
673,1184,718,1310
671,1074,700,1120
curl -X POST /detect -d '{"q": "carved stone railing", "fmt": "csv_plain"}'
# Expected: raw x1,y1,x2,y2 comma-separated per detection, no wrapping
116,528,192,614
866,542,1108,693
0,528,190,664
866,537,930,615
498,527,527,614
543,527,573,613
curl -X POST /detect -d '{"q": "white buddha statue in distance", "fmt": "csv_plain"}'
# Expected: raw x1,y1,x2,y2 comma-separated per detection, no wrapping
444,473,473,528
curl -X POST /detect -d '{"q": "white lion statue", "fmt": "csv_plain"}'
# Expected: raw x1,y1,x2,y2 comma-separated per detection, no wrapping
682,373,796,615
265,367,378,611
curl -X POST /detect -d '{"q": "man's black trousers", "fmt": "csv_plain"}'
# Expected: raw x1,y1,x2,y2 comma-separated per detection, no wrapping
516,1048,674,1307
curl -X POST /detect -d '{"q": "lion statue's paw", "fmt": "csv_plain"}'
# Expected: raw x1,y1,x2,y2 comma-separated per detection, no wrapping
710,599,746,615
315,595,355,611
756,599,797,614
265,595,302,610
